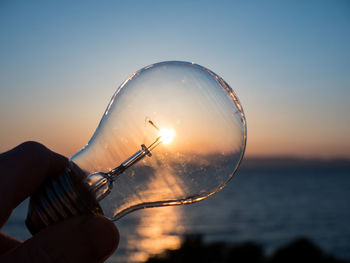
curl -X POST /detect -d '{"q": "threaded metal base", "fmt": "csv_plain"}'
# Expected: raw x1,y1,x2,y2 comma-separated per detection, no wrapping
26,162,103,235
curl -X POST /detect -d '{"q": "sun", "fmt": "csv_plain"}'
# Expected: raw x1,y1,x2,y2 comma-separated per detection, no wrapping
158,128,175,145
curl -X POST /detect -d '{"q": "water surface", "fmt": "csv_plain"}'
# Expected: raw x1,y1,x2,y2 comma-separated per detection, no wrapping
3,158,350,262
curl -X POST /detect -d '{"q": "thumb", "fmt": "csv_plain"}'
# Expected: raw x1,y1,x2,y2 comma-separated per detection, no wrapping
0,216,119,263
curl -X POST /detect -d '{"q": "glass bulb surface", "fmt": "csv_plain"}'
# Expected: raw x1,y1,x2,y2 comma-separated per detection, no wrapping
71,61,247,220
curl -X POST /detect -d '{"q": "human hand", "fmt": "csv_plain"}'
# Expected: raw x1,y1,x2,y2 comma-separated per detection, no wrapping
0,142,119,263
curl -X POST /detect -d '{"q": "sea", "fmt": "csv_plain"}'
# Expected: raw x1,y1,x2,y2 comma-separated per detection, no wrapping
2,158,350,263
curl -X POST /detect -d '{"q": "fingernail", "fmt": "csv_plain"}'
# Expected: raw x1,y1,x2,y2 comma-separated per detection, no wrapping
81,216,119,261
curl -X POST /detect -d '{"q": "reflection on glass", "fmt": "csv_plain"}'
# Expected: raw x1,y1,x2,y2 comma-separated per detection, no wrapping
70,61,247,221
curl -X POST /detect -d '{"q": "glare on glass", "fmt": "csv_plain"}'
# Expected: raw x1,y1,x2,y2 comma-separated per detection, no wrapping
26,61,247,233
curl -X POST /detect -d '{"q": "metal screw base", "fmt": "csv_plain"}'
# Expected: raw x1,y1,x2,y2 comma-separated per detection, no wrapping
26,162,103,235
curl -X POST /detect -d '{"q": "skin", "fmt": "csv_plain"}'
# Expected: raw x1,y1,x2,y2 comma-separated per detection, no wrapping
0,142,119,263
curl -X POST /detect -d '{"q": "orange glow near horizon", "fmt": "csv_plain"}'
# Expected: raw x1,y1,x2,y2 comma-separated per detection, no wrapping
2,103,349,160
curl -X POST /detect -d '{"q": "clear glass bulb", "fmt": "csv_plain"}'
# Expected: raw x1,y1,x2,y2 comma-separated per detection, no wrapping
26,61,247,234
70,61,247,221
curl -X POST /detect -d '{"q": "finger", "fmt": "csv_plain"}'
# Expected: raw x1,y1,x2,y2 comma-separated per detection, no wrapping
0,141,69,226
0,232,22,254
0,215,119,263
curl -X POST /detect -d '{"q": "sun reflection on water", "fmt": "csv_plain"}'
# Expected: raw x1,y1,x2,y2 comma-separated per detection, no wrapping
125,206,184,263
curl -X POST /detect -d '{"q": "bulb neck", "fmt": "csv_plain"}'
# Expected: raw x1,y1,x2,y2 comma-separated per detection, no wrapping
26,140,163,234
26,162,103,235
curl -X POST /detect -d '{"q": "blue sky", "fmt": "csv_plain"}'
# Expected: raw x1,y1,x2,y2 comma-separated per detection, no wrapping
1,0,349,157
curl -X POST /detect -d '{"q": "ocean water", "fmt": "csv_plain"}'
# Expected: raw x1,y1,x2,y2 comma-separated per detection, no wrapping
2,159,350,262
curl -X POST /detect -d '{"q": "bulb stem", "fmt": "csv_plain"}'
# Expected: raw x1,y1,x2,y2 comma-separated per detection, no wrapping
108,137,162,179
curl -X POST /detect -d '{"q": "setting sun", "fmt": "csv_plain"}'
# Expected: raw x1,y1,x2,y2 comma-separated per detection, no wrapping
159,128,175,145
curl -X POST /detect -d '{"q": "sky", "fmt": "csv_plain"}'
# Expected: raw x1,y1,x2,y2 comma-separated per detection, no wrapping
0,0,349,158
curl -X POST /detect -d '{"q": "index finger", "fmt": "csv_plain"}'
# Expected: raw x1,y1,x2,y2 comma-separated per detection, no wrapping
0,141,68,227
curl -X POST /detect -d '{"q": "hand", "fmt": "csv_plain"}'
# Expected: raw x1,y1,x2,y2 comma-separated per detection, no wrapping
0,142,119,263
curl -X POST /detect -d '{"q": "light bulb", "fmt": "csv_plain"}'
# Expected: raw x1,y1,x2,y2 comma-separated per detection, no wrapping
26,61,247,234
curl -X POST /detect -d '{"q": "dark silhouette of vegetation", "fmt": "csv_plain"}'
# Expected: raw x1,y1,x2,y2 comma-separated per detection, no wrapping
146,235,349,263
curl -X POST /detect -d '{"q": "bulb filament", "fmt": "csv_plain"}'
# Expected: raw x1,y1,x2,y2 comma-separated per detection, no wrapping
109,120,174,179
